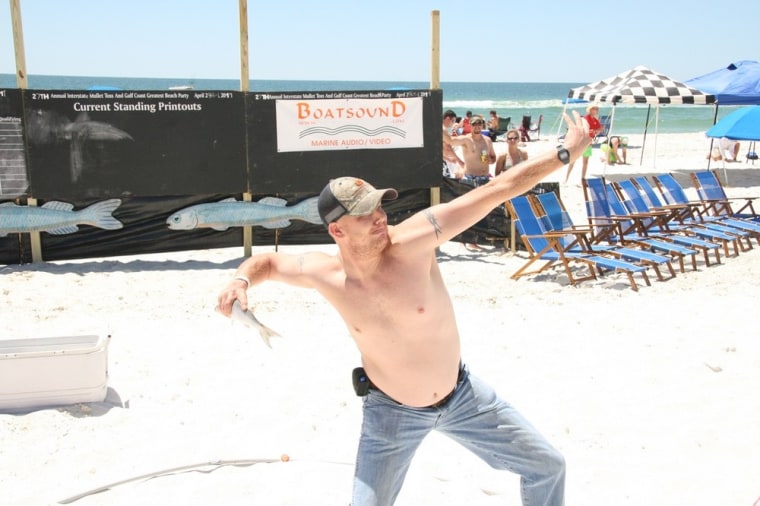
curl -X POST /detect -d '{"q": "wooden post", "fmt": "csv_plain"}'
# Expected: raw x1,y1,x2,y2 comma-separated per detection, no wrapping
509,218,516,256
430,10,441,207
10,0,28,89
239,0,253,257
238,0,250,93
430,10,440,90
26,198,43,263
10,0,42,262
242,192,253,257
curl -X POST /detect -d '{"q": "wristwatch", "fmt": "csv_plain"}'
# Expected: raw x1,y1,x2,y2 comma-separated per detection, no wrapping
556,145,570,164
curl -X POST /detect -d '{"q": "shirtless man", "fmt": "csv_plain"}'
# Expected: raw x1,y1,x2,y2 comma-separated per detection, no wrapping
217,112,590,506
442,109,464,178
445,114,497,187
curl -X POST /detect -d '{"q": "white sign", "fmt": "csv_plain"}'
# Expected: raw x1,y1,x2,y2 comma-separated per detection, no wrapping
275,97,424,153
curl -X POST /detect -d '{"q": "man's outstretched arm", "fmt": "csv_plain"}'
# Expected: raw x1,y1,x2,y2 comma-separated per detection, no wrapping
217,252,326,315
393,111,590,253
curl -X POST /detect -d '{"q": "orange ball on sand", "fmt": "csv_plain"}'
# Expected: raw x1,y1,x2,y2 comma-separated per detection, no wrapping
280,454,290,462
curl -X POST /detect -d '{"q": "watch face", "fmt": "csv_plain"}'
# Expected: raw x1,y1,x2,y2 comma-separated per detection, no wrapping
557,147,570,163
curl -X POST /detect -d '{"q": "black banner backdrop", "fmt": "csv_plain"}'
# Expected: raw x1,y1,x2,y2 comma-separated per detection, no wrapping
0,88,27,198
23,89,247,199
0,89,27,262
246,89,442,194
0,87,526,265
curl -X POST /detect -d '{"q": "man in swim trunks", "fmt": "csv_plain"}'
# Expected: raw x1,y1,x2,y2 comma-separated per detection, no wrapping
445,115,497,188
217,111,590,506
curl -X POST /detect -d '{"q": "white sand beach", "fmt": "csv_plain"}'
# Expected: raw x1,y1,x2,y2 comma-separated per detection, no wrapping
1,132,759,505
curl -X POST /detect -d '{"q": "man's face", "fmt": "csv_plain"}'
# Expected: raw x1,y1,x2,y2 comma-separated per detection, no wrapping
332,205,390,253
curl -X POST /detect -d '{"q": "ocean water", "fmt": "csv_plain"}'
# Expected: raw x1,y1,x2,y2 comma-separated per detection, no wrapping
0,73,733,135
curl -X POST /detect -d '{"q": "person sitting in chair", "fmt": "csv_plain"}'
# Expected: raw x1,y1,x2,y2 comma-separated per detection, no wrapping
494,129,528,176
456,110,473,136
518,116,532,142
487,110,502,141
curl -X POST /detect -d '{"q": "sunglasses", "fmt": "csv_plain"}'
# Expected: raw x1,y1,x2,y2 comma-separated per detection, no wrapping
507,136,519,141
471,121,484,126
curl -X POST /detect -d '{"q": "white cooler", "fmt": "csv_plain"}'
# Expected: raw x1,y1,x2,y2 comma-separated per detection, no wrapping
0,334,109,411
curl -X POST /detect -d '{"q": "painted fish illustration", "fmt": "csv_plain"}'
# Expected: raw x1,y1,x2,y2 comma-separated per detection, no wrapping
0,199,123,236
226,300,282,348
166,196,322,231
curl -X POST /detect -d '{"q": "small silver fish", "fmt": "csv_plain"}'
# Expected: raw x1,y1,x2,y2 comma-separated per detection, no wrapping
227,300,282,348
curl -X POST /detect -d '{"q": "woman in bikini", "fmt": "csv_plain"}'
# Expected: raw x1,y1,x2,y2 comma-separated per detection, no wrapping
494,128,529,176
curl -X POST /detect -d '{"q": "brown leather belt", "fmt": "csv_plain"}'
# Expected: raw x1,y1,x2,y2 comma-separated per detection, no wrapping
369,363,465,408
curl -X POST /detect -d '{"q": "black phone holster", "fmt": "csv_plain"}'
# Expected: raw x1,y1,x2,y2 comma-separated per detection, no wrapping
352,367,370,397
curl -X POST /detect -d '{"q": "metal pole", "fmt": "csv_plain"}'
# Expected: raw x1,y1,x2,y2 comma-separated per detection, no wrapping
706,103,721,181
639,104,651,165
652,105,660,169
602,104,617,177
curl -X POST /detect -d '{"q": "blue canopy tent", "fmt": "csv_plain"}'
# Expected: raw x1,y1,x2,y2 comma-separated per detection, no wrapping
686,61,760,169
686,60,760,106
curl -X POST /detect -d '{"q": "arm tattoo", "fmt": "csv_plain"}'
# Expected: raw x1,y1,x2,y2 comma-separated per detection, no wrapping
424,209,442,238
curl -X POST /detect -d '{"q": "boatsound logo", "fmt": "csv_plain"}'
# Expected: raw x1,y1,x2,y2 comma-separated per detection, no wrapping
275,97,423,153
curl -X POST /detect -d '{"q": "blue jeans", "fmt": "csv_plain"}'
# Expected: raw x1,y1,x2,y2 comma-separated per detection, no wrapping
351,365,565,506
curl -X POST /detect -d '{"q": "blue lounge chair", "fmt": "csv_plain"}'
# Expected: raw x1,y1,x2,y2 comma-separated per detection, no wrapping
635,175,760,244
689,170,759,222
615,179,751,255
583,177,719,270
631,175,697,219
533,191,675,281
506,195,650,291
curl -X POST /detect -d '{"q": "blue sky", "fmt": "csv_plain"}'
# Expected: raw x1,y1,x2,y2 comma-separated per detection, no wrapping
1,0,758,83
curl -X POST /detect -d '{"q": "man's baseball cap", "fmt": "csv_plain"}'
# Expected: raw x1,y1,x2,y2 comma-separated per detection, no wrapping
317,177,398,226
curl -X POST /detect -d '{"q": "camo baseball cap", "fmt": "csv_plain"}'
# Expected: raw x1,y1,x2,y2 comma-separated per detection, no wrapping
318,177,398,226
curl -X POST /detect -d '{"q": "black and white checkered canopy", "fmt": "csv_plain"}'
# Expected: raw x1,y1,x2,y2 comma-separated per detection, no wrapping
568,66,716,105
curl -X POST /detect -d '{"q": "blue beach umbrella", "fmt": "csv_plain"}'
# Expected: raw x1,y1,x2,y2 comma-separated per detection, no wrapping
706,106,760,183
706,106,760,141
